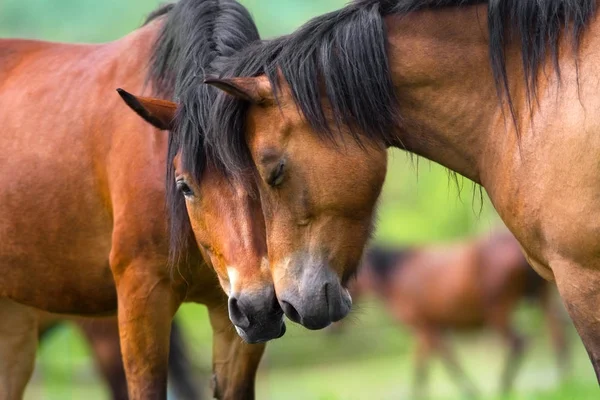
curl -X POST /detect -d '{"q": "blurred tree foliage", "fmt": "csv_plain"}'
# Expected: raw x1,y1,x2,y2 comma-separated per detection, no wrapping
0,0,347,41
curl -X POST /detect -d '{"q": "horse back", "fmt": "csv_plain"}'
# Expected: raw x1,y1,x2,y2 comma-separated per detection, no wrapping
0,39,42,79
0,24,169,314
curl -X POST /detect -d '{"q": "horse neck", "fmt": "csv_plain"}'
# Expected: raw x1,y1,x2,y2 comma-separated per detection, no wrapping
385,4,510,185
110,20,163,94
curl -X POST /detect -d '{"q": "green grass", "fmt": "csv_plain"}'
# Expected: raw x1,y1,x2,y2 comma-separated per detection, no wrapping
28,302,598,400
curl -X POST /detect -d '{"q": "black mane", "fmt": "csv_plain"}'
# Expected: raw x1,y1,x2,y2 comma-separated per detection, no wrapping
146,0,259,265
207,0,595,176
144,3,175,25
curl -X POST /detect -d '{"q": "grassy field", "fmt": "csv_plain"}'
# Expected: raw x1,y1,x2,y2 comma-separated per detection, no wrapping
28,301,597,399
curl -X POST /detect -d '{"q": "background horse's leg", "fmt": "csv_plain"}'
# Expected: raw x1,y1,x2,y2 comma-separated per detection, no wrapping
480,262,526,394
208,305,266,400
538,285,570,379
412,329,433,399
488,316,526,394
552,259,600,383
428,330,478,399
111,257,180,400
0,299,38,400
79,319,128,400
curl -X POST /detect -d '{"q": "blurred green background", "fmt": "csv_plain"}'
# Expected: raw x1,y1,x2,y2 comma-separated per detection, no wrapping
1,0,596,399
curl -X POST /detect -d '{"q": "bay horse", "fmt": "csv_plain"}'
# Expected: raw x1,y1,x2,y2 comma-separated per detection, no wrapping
0,0,281,398
345,232,569,397
204,0,600,380
37,316,201,400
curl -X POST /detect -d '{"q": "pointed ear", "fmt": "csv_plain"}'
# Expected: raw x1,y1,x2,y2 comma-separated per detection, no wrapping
204,76,273,104
116,88,177,131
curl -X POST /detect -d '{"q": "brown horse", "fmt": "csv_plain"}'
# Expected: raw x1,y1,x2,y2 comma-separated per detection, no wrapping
37,315,202,400
344,232,569,398
204,0,600,380
0,1,280,398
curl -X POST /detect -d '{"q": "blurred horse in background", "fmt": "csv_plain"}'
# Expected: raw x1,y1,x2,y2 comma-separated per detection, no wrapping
345,231,569,398
36,315,202,400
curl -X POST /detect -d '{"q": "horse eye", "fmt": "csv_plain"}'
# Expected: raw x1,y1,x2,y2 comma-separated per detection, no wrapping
267,160,286,187
176,179,194,197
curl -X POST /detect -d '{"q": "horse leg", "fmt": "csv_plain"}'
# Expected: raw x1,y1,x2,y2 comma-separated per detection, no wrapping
112,258,180,400
412,330,433,399
552,259,600,383
489,315,526,394
208,304,266,400
79,319,128,400
429,331,479,399
538,285,570,379
0,299,38,400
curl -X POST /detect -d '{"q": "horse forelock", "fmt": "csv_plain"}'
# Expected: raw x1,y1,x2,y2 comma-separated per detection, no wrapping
146,0,260,267
207,1,401,180
208,0,596,178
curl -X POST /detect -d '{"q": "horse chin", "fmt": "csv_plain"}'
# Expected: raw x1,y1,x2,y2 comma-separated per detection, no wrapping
234,318,287,344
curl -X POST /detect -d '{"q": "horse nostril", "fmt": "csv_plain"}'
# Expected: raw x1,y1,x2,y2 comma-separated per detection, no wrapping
270,292,283,314
228,296,250,329
280,300,302,324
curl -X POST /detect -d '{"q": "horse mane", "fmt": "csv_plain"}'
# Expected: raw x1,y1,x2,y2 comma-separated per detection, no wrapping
143,3,175,26
365,246,413,283
207,0,595,176
146,0,259,265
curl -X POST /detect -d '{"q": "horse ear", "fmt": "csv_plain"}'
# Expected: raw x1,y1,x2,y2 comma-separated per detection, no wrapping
204,76,273,104
116,88,177,131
